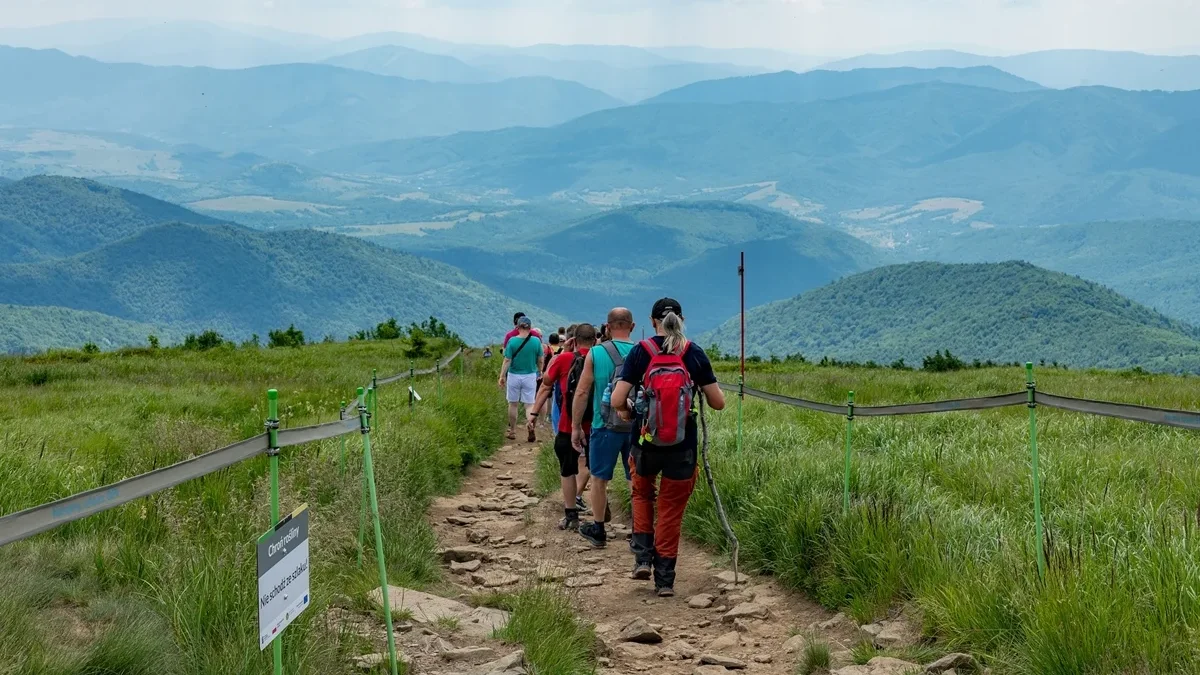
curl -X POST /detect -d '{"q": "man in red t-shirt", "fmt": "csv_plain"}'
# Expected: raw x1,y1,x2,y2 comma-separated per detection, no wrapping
503,312,543,348
529,323,597,531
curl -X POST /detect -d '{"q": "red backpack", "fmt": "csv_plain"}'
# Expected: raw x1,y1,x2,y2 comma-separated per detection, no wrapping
638,339,694,446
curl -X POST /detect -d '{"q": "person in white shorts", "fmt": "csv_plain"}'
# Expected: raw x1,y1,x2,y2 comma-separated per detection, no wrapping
499,315,544,441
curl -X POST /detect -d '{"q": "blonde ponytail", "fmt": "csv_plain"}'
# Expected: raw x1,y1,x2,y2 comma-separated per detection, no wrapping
661,311,686,354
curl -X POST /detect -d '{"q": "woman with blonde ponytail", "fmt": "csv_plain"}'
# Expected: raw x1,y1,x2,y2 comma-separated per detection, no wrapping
606,297,725,597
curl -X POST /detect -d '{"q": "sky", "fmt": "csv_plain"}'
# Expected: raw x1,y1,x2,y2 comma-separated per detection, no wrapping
2,0,1198,55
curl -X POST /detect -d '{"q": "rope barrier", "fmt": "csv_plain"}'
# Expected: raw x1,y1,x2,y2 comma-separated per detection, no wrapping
1,348,464,548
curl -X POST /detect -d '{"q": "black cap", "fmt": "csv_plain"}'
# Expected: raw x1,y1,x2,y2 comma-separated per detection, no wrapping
652,297,683,321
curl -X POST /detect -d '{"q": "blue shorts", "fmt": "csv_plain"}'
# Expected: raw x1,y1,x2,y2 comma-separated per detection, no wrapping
550,397,562,432
589,427,633,481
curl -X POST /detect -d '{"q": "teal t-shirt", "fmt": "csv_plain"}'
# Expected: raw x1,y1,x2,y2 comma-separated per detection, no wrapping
504,335,542,375
590,339,635,429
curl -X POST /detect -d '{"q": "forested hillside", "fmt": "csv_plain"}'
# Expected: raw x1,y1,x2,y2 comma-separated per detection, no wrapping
0,223,563,347
704,261,1200,372
0,175,223,263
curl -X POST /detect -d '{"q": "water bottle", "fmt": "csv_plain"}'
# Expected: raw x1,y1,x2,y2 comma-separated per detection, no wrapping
634,389,648,416
601,382,613,405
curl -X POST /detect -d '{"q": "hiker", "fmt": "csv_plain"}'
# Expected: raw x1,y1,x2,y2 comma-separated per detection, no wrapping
498,316,543,442
609,298,724,597
503,312,542,348
572,308,638,548
529,323,597,531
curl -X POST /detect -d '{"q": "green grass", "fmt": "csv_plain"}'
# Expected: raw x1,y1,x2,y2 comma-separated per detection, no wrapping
500,586,596,675
799,638,832,675
687,360,1200,674
0,339,505,674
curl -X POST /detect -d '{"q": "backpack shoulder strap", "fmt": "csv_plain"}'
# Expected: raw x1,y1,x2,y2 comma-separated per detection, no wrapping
601,340,625,368
640,339,660,358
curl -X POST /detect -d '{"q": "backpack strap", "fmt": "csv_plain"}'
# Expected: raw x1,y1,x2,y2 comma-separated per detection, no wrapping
639,339,660,357
601,341,625,369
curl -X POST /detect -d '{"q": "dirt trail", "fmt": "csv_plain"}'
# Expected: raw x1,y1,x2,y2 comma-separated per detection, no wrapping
389,434,866,675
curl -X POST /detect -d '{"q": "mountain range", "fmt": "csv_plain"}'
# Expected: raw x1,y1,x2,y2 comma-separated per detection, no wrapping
0,177,563,349
704,261,1200,372
0,46,620,157
417,201,879,332
314,80,1200,229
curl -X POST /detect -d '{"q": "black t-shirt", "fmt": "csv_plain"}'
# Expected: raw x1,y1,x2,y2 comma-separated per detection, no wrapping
620,337,717,452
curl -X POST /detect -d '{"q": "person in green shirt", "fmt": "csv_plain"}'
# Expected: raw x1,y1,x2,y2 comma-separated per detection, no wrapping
499,315,544,441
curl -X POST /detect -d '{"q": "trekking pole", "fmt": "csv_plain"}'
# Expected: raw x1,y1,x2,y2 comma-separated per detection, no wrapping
699,395,739,583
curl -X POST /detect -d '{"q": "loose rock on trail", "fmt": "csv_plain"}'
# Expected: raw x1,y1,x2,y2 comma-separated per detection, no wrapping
338,433,934,673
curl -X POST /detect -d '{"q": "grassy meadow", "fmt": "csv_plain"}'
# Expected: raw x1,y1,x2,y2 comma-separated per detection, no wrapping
0,339,512,674
686,360,1200,673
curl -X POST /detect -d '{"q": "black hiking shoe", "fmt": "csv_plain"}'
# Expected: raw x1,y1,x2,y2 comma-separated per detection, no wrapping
557,508,580,531
655,585,675,597
578,522,607,548
631,561,652,580
575,495,589,514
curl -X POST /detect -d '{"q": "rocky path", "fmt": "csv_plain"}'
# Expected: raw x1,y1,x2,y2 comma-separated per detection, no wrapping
349,434,969,675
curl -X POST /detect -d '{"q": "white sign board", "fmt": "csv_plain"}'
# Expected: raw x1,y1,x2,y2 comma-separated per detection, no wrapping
409,386,422,401
257,504,310,650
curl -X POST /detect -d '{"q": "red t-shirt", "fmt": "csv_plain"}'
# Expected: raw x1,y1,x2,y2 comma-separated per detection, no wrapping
545,349,591,434
502,327,542,347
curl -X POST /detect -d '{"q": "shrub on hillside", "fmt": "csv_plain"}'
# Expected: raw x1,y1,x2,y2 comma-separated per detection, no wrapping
268,324,305,348
181,330,227,351
922,350,967,372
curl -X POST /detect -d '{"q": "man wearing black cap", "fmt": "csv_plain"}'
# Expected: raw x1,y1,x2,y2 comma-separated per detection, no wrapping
608,298,725,597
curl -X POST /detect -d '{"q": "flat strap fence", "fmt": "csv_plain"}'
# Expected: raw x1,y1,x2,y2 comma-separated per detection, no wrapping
721,362,1200,579
0,346,464,675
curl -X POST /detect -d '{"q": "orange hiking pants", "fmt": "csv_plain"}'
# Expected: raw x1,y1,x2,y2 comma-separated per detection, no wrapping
629,446,697,563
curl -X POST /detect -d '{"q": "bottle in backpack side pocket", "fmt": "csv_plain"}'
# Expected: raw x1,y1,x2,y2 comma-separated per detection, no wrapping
599,341,635,432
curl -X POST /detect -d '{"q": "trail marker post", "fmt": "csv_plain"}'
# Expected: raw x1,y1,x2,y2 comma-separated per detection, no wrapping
360,386,400,675
409,361,415,408
737,251,745,454
264,389,284,674
1027,363,1046,579
372,369,379,427
843,391,855,514
437,362,443,403
356,386,367,569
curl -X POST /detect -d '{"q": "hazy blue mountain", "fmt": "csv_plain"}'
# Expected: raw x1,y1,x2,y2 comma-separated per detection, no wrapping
323,45,488,83
461,52,761,101
312,82,1200,227
0,222,563,347
0,47,621,156
645,66,1041,104
821,49,1200,91
419,201,879,332
0,176,224,263
76,20,305,68
920,219,1200,326
511,43,678,67
703,261,1200,373
646,46,827,71
322,32,466,58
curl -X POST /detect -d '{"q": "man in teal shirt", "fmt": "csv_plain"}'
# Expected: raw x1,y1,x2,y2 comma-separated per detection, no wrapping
571,308,636,548
500,316,543,441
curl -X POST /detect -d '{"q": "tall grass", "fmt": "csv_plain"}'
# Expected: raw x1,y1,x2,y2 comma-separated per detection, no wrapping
688,361,1200,673
0,341,504,674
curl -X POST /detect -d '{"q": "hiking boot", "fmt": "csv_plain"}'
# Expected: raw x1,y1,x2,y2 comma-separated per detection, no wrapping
631,561,652,580
653,555,677,591
575,495,589,514
578,522,607,548
557,508,580,531
655,585,675,598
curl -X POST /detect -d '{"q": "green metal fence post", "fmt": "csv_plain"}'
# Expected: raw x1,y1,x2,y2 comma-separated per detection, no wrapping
409,361,415,408
265,389,283,675
359,387,400,675
458,350,464,378
843,391,855,515
1027,363,1046,579
437,363,443,403
339,400,347,478
356,386,367,569
372,369,379,428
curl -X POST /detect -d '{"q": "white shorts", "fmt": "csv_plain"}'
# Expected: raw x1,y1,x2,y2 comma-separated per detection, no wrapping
506,372,538,405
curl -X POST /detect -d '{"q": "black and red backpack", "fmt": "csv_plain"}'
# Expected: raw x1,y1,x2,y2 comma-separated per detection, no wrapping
638,339,694,446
